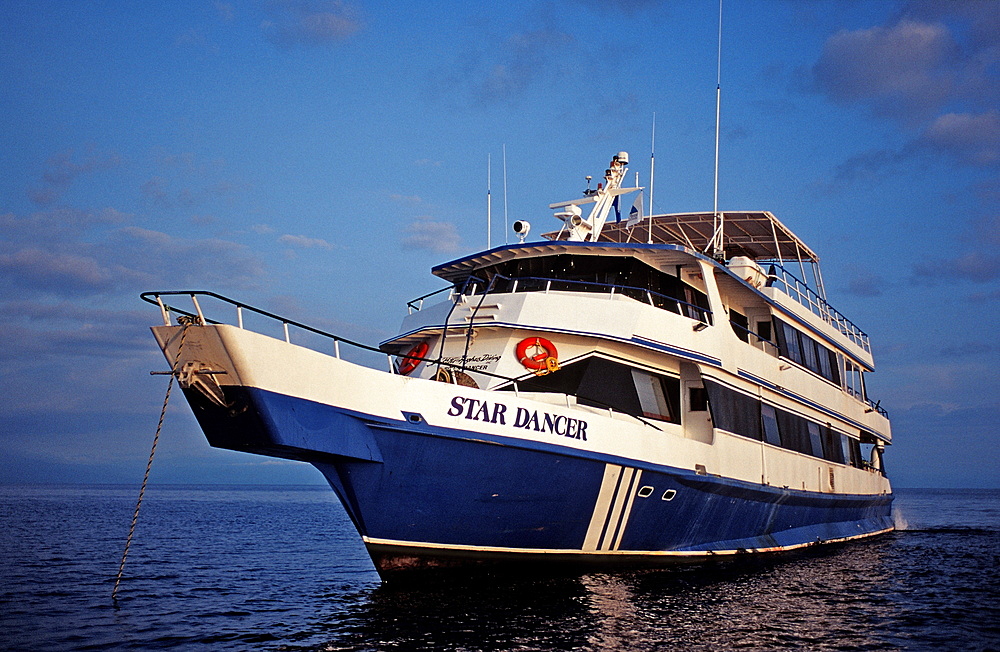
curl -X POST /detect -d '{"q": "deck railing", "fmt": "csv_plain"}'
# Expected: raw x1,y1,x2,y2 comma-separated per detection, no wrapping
409,274,713,325
140,290,667,431
767,264,871,353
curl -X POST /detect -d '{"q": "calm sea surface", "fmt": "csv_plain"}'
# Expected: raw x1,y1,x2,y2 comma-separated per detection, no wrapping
1,485,997,651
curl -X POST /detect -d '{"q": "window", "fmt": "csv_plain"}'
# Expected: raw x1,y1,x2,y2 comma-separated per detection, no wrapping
632,369,681,423
761,404,782,446
756,320,772,343
807,422,824,459
817,346,833,380
842,358,866,400
689,386,708,412
501,357,680,424
703,380,762,441
782,321,802,362
776,409,811,455
802,337,818,372
773,317,842,385
822,427,845,464
729,309,750,342
473,254,711,321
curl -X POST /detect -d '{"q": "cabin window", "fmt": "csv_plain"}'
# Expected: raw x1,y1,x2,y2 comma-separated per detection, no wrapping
689,386,708,412
823,428,846,465
729,309,750,342
817,345,833,380
756,320,772,343
761,404,782,446
776,409,811,455
802,337,818,371
500,356,680,425
703,380,762,441
632,369,681,423
773,317,842,385
842,358,867,400
807,422,825,459
470,254,711,322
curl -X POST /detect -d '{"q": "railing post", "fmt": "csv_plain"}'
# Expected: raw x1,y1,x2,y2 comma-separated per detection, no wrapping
237,306,244,329
387,355,395,373
190,294,206,324
283,322,290,343
155,296,170,327
334,339,341,359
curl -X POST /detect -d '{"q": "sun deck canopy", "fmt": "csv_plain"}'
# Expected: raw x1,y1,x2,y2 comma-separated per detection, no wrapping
543,211,820,264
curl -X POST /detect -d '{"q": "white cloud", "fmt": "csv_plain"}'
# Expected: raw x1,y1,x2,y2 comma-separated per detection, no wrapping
812,19,957,124
919,110,1000,166
29,146,122,206
402,216,461,253
262,0,362,48
278,234,334,249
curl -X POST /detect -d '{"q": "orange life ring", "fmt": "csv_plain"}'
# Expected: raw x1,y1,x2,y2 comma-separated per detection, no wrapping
516,337,560,375
398,341,428,376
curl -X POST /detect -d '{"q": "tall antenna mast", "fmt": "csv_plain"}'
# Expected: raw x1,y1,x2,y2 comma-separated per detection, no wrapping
649,113,656,245
502,144,509,244
487,154,492,249
710,0,724,259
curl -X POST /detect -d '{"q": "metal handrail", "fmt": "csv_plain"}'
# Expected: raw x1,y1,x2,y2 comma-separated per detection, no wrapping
406,286,453,314
728,319,779,354
454,273,714,325
139,291,664,430
766,264,871,353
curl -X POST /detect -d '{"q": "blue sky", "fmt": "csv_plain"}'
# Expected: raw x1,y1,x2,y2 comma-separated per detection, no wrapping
1,1,997,488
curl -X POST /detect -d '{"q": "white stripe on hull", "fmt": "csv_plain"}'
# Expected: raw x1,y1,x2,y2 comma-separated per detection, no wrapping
583,464,642,551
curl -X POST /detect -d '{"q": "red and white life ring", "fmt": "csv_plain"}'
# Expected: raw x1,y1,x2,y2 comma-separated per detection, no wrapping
398,341,428,376
515,337,560,375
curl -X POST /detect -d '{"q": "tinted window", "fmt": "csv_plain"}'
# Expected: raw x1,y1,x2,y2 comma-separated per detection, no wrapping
632,369,681,424
807,422,824,458
761,404,781,446
502,357,680,425
704,380,762,441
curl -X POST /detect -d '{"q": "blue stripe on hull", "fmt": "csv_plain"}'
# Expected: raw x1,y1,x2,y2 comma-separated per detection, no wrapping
185,385,893,571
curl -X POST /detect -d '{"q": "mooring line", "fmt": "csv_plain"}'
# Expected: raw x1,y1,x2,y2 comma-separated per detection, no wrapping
112,322,192,603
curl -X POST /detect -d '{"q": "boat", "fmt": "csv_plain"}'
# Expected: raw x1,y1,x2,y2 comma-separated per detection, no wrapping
144,150,893,577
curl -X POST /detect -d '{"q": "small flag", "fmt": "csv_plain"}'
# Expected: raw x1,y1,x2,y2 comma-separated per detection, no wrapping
613,196,621,222
627,191,644,228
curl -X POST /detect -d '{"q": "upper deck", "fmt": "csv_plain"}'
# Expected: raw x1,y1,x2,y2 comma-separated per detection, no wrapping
543,210,871,356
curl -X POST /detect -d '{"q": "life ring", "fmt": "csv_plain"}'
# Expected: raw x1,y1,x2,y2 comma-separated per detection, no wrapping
398,341,428,376
516,337,560,375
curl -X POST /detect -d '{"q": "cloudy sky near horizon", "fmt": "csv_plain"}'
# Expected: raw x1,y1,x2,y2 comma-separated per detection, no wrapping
1,0,997,488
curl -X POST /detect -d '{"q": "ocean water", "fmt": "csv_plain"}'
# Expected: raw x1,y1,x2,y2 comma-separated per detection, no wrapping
1,485,997,651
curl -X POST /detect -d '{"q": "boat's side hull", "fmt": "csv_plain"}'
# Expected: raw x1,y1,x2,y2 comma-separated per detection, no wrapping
184,383,893,576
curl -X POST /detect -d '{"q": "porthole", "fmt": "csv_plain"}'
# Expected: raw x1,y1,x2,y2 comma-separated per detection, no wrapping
637,485,654,498
662,489,677,501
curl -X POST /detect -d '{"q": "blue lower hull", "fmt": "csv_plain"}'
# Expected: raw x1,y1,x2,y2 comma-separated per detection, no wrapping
183,385,893,575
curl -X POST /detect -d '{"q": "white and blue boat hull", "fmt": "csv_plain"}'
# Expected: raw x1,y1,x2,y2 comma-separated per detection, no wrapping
177,365,892,575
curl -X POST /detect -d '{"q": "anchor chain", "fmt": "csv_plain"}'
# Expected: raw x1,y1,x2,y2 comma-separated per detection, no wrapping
112,320,193,602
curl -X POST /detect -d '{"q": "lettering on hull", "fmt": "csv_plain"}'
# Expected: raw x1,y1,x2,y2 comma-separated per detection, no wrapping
447,396,588,441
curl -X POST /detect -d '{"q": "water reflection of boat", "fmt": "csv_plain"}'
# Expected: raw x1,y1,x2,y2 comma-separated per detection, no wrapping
145,150,893,577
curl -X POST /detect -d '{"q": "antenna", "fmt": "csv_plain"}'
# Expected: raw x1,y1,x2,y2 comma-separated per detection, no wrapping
649,112,656,245
502,144,509,245
487,154,492,249
710,0,724,259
